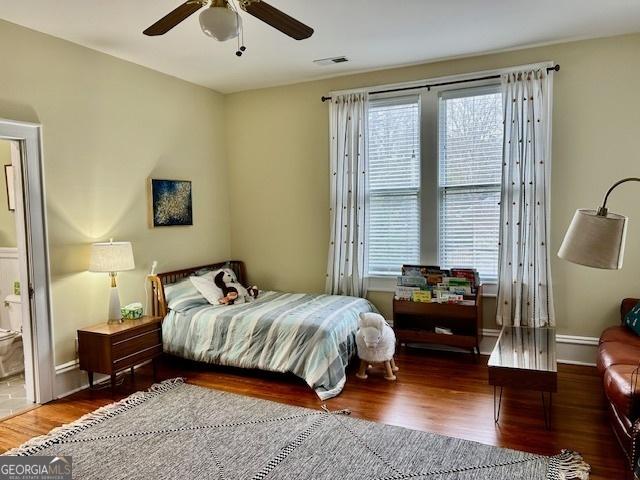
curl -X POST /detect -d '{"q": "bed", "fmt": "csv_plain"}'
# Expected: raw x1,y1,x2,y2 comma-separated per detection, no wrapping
148,261,377,400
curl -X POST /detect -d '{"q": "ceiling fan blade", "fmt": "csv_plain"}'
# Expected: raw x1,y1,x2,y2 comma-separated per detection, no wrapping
143,1,203,36
240,1,313,40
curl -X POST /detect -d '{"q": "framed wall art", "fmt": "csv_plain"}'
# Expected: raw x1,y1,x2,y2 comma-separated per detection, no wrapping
148,178,193,227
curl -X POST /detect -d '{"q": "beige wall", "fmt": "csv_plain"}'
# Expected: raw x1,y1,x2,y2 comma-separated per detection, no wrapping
0,20,231,364
0,140,16,247
226,33,640,338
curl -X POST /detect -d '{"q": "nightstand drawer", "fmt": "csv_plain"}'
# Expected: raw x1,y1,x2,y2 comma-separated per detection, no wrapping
113,344,162,371
112,327,162,361
110,320,160,342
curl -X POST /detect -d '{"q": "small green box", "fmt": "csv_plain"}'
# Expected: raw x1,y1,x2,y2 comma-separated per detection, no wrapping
121,303,143,320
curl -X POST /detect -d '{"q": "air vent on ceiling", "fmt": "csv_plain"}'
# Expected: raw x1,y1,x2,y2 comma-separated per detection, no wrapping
313,56,349,66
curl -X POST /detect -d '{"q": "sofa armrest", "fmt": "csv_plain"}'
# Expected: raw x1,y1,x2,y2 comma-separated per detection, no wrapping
622,298,640,324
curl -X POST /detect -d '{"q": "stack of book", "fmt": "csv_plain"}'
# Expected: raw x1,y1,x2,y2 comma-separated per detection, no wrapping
394,265,479,304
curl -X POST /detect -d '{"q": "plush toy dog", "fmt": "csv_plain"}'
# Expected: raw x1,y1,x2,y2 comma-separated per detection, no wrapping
355,312,399,381
246,286,260,299
214,269,259,305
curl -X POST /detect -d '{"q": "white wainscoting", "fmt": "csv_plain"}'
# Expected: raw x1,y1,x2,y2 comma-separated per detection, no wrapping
0,247,19,331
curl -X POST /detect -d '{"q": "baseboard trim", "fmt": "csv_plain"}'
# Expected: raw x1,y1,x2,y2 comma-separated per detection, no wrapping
54,329,598,399
479,328,597,366
54,360,149,399
55,359,79,374
54,360,97,398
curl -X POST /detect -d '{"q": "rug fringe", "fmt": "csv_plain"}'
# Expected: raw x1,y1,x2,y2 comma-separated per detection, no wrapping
548,449,591,480
3,377,185,457
320,404,351,415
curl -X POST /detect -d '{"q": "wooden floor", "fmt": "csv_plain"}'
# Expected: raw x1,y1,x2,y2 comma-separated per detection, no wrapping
0,348,628,479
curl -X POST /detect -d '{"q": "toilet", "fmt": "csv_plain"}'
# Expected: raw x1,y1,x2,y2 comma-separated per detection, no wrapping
0,294,23,378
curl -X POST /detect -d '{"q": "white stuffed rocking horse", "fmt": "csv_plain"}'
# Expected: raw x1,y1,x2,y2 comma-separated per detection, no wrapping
355,312,399,381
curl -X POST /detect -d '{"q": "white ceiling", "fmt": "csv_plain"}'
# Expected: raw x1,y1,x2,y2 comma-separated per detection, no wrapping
1,0,639,94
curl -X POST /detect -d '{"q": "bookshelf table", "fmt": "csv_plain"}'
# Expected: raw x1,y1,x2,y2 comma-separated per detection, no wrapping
488,326,557,428
392,284,483,357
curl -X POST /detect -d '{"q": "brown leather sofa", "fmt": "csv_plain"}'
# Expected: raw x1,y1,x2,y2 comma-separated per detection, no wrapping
598,298,640,470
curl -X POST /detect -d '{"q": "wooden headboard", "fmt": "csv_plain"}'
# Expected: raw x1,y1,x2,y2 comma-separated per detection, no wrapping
148,260,247,318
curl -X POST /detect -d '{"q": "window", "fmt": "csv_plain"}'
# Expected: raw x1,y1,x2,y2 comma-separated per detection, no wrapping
367,96,420,276
366,83,504,282
438,89,503,281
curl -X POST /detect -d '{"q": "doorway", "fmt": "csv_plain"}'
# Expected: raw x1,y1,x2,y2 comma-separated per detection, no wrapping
0,119,54,416
0,139,29,417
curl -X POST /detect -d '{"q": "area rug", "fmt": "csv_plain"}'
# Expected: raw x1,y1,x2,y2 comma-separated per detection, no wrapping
4,378,590,479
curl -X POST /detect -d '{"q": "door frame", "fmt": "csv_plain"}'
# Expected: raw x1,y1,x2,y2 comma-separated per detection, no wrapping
0,118,54,404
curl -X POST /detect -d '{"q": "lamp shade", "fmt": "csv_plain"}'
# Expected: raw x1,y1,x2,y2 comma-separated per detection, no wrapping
89,241,135,273
558,209,627,269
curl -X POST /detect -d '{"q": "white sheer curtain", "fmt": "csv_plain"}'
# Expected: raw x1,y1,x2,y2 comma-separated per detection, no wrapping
326,92,368,297
496,69,555,327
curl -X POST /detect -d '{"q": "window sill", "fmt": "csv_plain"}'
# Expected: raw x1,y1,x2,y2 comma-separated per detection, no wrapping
366,276,498,297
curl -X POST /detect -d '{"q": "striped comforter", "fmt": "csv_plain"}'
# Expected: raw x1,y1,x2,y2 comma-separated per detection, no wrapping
162,291,377,400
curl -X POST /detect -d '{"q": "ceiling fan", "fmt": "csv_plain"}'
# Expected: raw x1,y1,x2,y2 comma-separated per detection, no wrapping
143,0,314,48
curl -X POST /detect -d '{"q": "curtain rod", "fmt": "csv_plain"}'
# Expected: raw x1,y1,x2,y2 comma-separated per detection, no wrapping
321,64,560,103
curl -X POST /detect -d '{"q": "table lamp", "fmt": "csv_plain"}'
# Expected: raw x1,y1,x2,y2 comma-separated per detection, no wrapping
89,239,135,323
558,177,639,268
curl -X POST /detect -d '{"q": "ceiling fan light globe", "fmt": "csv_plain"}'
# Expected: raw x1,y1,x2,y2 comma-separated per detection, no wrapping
199,7,240,41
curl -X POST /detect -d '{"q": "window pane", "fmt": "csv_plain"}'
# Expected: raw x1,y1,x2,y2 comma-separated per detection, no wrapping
439,89,503,281
439,187,500,281
368,193,420,275
439,92,502,187
369,100,420,192
367,97,420,275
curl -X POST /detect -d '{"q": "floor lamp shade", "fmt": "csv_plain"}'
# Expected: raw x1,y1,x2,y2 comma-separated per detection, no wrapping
558,209,627,269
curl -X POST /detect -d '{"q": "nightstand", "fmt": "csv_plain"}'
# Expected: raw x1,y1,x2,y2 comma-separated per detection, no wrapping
78,316,163,393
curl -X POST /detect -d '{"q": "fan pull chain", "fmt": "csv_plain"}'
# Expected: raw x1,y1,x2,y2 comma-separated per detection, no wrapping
236,18,246,56
232,0,246,57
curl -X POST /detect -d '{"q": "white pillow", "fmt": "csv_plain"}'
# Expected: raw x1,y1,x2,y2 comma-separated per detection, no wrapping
190,272,223,305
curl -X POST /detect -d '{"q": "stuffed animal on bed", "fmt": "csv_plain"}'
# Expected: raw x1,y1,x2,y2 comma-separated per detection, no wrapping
214,269,259,305
355,312,399,381
214,270,238,305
